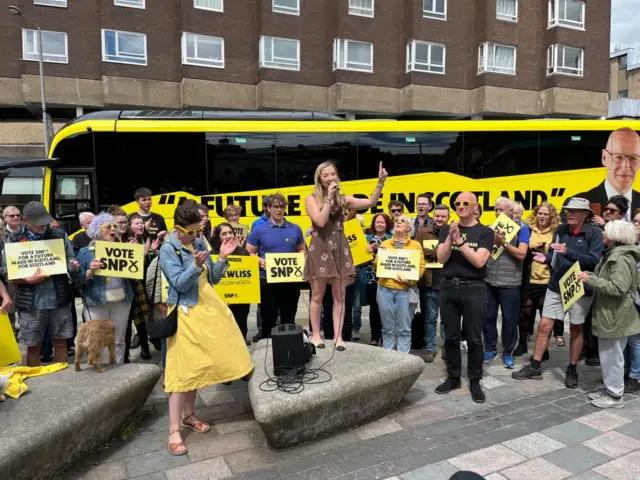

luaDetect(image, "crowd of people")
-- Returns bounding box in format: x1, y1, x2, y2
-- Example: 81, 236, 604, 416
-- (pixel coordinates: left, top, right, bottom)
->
3, 157, 640, 454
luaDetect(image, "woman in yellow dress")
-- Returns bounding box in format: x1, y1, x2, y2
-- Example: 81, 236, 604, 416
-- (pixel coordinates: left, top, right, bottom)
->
159, 200, 254, 456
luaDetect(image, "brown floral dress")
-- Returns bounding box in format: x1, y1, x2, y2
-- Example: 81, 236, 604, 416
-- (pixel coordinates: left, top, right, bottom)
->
304, 205, 356, 285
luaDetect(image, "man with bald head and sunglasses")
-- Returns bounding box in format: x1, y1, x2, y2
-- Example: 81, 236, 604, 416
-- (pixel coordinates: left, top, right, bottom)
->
435, 192, 494, 403
565, 128, 640, 221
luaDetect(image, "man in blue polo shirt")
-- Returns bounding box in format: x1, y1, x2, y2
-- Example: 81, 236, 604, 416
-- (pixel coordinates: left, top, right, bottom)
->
247, 193, 306, 339
251, 195, 271, 231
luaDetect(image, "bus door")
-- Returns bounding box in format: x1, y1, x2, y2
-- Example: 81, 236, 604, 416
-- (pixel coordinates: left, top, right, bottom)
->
50, 168, 97, 234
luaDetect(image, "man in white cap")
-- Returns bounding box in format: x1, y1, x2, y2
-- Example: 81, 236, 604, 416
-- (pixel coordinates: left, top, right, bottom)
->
513, 197, 603, 388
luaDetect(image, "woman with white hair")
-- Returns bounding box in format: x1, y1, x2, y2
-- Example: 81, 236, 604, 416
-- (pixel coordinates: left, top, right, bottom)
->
77, 212, 135, 364
374, 215, 425, 353
579, 219, 640, 408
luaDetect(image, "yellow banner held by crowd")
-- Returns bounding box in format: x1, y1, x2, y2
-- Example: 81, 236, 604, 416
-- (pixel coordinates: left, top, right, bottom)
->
344, 218, 373, 266
0, 313, 21, 368
489, 213, 521, 260
94, 241, 145, 280
559, 261, 584, 312
376, 248, 421, 281
423, 240, 443, 269
5, 239, 67, 280
265, 252, 306, 283
211, 255, 260, 304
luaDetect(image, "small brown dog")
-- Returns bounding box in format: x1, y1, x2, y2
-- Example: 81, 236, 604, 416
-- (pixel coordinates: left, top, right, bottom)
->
74, 319, 116, 373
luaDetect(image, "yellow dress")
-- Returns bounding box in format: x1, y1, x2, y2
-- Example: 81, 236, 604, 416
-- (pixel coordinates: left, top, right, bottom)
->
164, 254, 254, 393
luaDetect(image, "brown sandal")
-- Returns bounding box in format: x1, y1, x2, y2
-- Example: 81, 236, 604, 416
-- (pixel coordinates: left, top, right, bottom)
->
181, 412, 211, 433
168, 428, 187, 456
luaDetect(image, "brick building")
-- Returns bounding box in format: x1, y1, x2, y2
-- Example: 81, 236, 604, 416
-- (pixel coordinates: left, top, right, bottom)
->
609, 47, 640, 118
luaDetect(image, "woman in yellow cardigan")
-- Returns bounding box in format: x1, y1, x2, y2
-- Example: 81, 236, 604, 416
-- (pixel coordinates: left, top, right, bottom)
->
374, 215, 425, 353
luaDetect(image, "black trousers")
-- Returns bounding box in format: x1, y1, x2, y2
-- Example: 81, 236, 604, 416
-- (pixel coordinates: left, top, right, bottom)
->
365, 282, 382, 343
439, 279, 486, 381
260, 280, 300, 338
229, 303, 250, 341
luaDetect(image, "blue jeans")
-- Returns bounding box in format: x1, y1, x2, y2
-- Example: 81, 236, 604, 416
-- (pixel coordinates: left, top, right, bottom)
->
483, 285, 521, 355
377, 285, 412, 353
629, 333, 640, 380
161, 338, 166, 369
352, 286, 362, 332
420, 287, 440, 352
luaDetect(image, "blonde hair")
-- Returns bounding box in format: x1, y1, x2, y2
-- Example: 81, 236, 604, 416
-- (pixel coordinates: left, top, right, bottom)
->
395, 214, 415, 238
312, 161, 346, 213
223, 204, 242, 219
527, 202, 560, 231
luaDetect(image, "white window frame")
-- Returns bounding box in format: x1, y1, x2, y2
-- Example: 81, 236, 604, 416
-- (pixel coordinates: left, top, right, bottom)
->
34, 0, 67, 7
548, 0, 585, 30
349, 0, 374, 18
22, 28, 68, 64
406, 40, 445, 74
547, 44, 584, 77
477, 42, 516, 75
101, 29, 147, 66
333, 38, 373, 73
272, 0, 299, 15
114, 0, 145, 8
194, 0, 223, 12
181, 32, 224, 69
259, 36, 300, 71
423, 0, 447, 21
496, 0, 518, 22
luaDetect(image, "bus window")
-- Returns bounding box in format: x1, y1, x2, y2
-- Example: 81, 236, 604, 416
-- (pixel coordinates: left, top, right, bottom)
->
206, 133, 276, 194
275, 133, 357, 186
357, 132, 463, 180
51, 171, 94, 232
463, 131, 539, 179
93, 132, 207, 209
50, 132, 95, 168
538, 130, 610, 174
55, 174, 91, 200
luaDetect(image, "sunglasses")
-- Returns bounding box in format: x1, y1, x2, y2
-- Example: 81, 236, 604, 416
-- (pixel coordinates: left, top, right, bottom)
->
100, 223, 118, 230
454, 201, 476, 208
394, 218, 410, 224
177, 225, 203, 236
390, 208, 402, 213
5, 214, 20, 218
604, 207, 621, 214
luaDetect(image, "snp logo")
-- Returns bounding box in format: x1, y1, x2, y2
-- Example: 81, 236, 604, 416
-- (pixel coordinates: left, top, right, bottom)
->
224, 293, 238, 299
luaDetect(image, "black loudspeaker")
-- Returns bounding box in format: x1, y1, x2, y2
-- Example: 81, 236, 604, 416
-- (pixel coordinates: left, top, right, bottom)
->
271, 324, 308, 377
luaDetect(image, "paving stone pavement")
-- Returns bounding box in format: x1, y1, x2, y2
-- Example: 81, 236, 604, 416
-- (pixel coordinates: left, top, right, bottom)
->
50, 296, 640, 480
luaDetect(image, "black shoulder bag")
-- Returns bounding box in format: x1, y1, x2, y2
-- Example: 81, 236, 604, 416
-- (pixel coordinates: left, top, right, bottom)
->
147, 248, 181, 341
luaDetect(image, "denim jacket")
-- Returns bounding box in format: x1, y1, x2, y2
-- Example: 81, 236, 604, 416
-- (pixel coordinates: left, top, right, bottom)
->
159, 232, 228, 307
77, 242, 135, 305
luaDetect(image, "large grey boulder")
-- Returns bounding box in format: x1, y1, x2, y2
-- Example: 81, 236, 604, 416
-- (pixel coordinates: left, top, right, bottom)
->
0, 363, 161, 480
248, 341, 424, 448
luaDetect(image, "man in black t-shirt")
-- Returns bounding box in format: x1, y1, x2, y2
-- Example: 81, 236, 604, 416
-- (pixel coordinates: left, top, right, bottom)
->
130, 187, 168, 242
435, 192, 494, 404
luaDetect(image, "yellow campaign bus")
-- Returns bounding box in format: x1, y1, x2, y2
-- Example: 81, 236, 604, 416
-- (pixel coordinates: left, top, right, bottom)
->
38, 110, 640, 236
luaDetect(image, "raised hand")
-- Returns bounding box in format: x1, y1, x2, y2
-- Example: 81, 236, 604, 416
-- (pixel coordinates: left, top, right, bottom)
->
378, 161, 388, 183
219, 237, 239, 258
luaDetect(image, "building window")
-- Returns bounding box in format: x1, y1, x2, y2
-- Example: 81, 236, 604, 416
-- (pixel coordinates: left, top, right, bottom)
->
618, 90, 629, 99
34, 0, 66, 7
548, 0, 585, 29
333, 38, 373, 72
496, 0, 517, 22
547, 44, 583, 76
194, 0, 223, 12
619, 54, 628, 70
114, 0, 144, 8
478, 42, 516, 75
272, 0, 299, 15
406, 40, 445, 74
182, 33, 224, 68
102, 29, 147, 65
349, 0, 374, 17
259, 36, 300, 70
22, 29, 68, 63
423, 0, 446, 20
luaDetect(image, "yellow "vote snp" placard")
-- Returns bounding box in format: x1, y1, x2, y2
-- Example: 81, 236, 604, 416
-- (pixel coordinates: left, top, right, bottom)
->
230, 223, 249, 244
265, 252, 306, 283
422, 239, 443, 269
490, 213, 521, 260
211, 255, 260, 304
559, 261, 584, 312
5, 239, 68, 280
94, 241, 145, 280
376, 248, 421, 281
344, 218, 373, 266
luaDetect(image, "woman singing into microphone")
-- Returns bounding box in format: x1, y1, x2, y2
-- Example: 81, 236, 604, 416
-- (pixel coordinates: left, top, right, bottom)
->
304, 161, 388, 351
